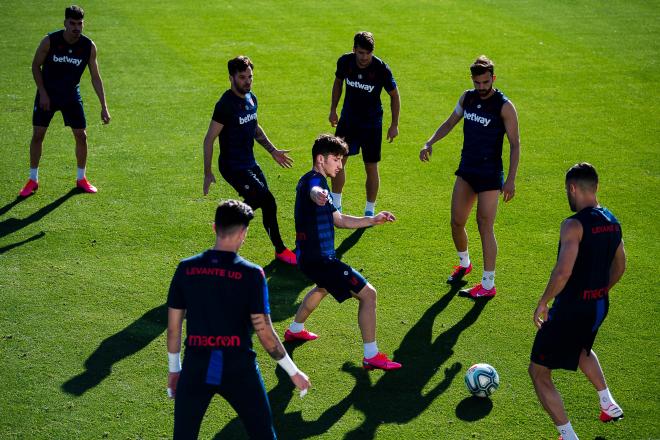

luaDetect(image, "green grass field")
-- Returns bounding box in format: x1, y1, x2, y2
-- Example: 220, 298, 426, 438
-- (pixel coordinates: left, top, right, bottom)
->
1, 1, 659, 438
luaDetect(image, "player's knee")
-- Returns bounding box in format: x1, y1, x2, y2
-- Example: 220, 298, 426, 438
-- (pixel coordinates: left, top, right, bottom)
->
450, 216, 465, 230
31, 129, 46, 143
528, 362, 550, 384
73, 129, 87, 143
358, 285, 377, 305
476, 214, 494, 231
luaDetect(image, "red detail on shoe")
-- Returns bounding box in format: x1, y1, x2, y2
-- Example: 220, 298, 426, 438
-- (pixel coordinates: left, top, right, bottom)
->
468, 283, 497, 298
284, 329, 318, 342
19, 179, 39, 197
76, 178, 98, 193
362, 352, 402, 371
276, 248, 297, 265
448, 263, 472, 282
599, 404, 624, 422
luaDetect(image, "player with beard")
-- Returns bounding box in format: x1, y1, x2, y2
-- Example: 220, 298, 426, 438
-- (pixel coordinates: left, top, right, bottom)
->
420, 55, 520, 298
203, 56, 297, 265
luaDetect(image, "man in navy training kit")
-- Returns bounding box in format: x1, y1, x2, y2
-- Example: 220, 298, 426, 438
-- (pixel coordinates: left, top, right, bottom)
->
167, 200, 310, 439
329, 31, 400, 216
284, 134, 401, 371
420, 55, 520, 298
529, 163, 626, 440
19, 5, 111, 197
203, 55, 298, 265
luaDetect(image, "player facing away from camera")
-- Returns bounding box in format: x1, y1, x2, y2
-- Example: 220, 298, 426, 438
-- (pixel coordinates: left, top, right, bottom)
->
284, 134, 401, 371
167, 200, 310, 439
420, 55, 520, 298
203, 55, 298, 265
329, 31, 400, 216
19, 5, 111, 197
529, 163, 626, 440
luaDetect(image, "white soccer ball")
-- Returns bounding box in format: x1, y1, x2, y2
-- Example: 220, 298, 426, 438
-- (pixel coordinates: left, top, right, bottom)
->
464, 363, 499, 397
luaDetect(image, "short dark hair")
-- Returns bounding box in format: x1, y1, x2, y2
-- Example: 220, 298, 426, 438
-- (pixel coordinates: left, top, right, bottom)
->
215, 200, 254, 237
353, 31, 375, 52
566, 162, 598, 192
227, 56, 253, 76
312, 134, 349, 161
65, 5, 84, 20
470, 55, 494, 76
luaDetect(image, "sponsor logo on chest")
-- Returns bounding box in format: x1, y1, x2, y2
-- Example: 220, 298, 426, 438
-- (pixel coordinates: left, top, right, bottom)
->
239, 112, 257, 125
464, 111, 491, 127
346, 78, 374, 93
52, 53, 83, 66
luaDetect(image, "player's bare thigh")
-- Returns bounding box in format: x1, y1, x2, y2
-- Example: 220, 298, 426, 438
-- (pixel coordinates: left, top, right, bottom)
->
451, 176, 477, 226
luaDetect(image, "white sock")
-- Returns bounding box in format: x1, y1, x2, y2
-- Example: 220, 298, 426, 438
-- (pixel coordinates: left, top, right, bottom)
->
77, 167, 86, 180
365, 201, 375, 214
289, 321, 304, 333
598, 388, 616, 409
363, 341, 378, 359
482, 271, 495, 290
29, 168, 39, 181
556, 422, 578, 440
458, 250, 470, 268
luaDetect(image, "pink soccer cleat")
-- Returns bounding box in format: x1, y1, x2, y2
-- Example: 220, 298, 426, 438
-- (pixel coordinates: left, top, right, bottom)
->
447, 263, 472, 283
19, 179, 39, 197
276, 248, 297, 265
468, 283, 496, 298
362, 352, 402, 371
284, 329, 318, 342
76, 178, 98, 193
599, 403, 624, 422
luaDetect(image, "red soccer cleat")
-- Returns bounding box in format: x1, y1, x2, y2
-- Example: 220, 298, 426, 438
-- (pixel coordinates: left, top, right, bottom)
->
599, 403, 624, 422
468, 283, 496, 298
362, 352, 402, 371
447, 263, 472, 283
76, 178, 98, 193
284, 329, 318, 342
276, 248, 297, 265
19, 179, 39, 197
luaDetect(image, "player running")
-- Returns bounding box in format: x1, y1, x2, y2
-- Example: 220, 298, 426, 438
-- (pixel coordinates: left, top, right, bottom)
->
529, 163, 626, 440
19, 5, 111, 197
329, 31, 400, 216
284, 134, 401, 371
203, 56, 297, 265
167, 200, 310, 439
420, 55, 520, 298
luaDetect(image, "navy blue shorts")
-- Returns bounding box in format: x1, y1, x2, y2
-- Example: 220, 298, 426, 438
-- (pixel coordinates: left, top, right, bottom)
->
335, 120, 382, 163
32, 94, 86, 129
455, 170, 503, 193
220, 164, 271, 204
299, 257, 367, 303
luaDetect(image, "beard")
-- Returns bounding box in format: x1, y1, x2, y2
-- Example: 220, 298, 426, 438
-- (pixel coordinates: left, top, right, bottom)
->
478, 86, 492, 96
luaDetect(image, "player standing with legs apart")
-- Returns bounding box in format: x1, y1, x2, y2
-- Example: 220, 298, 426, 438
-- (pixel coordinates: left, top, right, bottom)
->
420, 55, 520, 298
167, 200, 310, 439
284, 134, 401, 371
203, 56, 297, 265
329, 31, 400, 216
19, 5, 111, 197
529, 163, 626, 440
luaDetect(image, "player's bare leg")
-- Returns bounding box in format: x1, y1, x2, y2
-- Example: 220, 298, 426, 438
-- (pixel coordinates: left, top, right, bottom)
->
476, 190, 499, 272
450, 177, 477, 253
285, 286, 327, 342
72, 128, 88, 169
578, 349, 623, 422
30, 126, 48, 168
529, 362, 569, 426
352, 283, 377, 343
330, 156, 349, 211
364, 162, 379, 213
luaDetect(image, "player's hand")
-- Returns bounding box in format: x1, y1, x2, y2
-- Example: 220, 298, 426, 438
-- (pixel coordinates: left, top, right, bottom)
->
39, 92, 51, 111
372, 211, 396, 225
387, 125, 399, 143
271, 149, 293, 168
167, 371, 180, 399
291, 370, 311, 396
533, 301, 548, 329
203, 172, 216, 195
419, 144, 432, 162
310, 187, 329, 206
329, 110, 338, 128
101, 107, 111, 124
501, 179, 515, 202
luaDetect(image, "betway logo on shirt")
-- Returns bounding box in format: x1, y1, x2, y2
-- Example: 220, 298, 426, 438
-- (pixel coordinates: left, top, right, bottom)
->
346, 79, 375, 93
464, 111, 491, 127
52, 54, 83, 66
239, 112, 257, 125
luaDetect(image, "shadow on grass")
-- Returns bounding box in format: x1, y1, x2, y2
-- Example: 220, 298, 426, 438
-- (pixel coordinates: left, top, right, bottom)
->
455, 395, 493, 421
0, 196, 27, 217
0, 231, 46, 254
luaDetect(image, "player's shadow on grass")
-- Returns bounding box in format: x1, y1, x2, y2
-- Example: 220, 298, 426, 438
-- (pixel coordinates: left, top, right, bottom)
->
0, 196, 27, 217
0, 231, 45, 255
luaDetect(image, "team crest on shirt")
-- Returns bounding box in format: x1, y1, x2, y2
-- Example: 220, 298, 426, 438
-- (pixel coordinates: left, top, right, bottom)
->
246, 94, 254, 107
68, 49, 72, 54
358, 74, 362, 79
477, 104, 482, 109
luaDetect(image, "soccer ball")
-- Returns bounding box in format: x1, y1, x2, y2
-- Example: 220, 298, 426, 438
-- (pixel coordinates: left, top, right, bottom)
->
464, 363, 499, 397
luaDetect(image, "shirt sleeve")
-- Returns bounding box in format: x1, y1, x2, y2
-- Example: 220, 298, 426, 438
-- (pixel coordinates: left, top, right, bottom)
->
335, 56, 346, 80
167, 264, 186, 310
382, 63, 397, 92
247, 267, 270, 315
211, 99, 231, 125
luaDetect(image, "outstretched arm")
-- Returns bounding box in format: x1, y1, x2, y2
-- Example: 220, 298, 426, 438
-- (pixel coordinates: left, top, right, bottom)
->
501, 101, 520, 202
88, 42, 111, 124
420, 92, 465, 161
332, 210, 396, 229
255, 124, 293, 168
202, 120, 223, 195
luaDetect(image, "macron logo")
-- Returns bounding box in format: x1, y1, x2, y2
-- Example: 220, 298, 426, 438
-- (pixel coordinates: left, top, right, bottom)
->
52, 54, 82, 67
239, 112, 257, 125
464, 111, 491, 127
346, 79, 374, 93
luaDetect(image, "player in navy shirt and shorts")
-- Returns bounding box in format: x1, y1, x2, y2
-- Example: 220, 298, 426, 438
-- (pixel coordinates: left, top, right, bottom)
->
529, 163, 626, 440
202, 56, 298, 265
420, 55, 520, 298
329, 31, 400, 217
283, 134, 401, 371
19, 5, 111, 197
167, 200, 310, 439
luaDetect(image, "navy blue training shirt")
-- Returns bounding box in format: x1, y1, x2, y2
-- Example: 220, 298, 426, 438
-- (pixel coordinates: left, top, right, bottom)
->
295, 170, 337, 262
41, 30, 92, 103
212, 90, 259, 169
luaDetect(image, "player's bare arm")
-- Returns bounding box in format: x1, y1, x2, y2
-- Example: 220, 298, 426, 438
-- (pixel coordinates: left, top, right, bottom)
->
387, 88, 400, 142
88, 42, 111, 124
333, 210, 395, 229
533, 219, 582, 328
607, 241, 626, 290
420, 92, 466, 162
32, 36, 51, 111
329, 77, 343, 127
166, 307, 185, 399
501, 101, 520, 202
255, 124, 293, 168
202, 120, 223, 195
310, 186, 329, 206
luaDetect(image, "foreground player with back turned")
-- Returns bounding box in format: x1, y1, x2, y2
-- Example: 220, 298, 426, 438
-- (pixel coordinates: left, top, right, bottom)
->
203, 56, 297, 265
529, 163, 626, 440
420, 55, 519, 298
284, 134, 401, 371
167, 200, 310, 439
19, 5, 111, 197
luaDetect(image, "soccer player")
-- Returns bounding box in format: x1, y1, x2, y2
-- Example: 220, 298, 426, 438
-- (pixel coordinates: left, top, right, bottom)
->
328, 31, 400, 216
19, 5, 111, 197
529, 163, 626, 440
203, 55, 298, 265
420, 55, 520, 298
167, 200, 310, 439
284, 134, 401, 371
